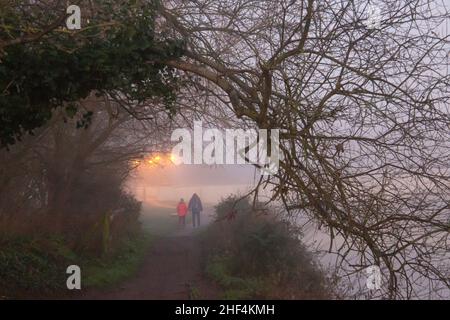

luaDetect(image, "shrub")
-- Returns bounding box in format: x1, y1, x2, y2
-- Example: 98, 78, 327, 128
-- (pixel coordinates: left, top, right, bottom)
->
201, 195, 331, 299
0, 235, 76, 298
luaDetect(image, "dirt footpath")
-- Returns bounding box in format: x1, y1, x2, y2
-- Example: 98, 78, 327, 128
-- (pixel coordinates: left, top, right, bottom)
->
81, 217, 220, 300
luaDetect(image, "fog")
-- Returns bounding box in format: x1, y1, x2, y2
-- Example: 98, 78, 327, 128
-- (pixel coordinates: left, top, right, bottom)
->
127, 163, 261, 209
127, 162, 450, 299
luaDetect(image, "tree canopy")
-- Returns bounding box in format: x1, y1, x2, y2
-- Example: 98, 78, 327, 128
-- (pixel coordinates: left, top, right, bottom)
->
0, 0, 184, 146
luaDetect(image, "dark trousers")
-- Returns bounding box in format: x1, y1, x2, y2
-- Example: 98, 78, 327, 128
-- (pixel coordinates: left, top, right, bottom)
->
192, 211, 200, 228
179, 216, 186, 227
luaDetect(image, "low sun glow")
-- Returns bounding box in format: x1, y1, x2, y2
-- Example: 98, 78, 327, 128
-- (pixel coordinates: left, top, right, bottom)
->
132, 153, 176, 168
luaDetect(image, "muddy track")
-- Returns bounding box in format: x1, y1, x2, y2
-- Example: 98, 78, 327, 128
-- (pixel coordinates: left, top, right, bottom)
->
81, 225, 220, 300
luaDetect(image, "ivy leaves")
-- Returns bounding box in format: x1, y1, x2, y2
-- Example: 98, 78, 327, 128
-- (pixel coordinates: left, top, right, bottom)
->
0, 0, 184, 147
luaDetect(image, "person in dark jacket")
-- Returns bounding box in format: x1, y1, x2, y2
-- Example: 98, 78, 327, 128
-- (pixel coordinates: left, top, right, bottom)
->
188, 193, 203, 228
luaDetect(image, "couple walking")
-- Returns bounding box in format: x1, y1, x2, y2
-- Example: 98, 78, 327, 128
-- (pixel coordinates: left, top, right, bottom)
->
176, 193, 203, 228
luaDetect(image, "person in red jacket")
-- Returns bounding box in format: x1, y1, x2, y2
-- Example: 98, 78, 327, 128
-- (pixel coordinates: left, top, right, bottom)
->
176, 198, 188, 227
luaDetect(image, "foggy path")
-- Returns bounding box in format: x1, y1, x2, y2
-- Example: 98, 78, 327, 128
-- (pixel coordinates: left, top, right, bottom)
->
81, 211, 220, 300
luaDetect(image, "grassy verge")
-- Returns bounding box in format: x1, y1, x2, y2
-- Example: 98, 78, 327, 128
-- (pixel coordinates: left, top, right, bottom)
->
200, 195, 331, 300
83, 204, 178, 289
0, 204, 178, 298
82, 232, 150, 288
205, 255, 266, 300
0, 232, 151, 298
0, 235, 77, 298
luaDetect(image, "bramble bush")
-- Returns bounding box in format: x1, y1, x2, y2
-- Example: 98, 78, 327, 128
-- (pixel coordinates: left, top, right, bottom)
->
201, 195, 331, 299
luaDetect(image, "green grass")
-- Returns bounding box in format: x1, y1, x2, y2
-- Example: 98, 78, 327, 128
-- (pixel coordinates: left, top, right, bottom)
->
82, 233, 150, 288
0, 204, 180, 297
83, 204, 179, 289
200, 196, 331, 300
205, 255, 265, 300
0, 235, 76, 297
0, 234, 149, 297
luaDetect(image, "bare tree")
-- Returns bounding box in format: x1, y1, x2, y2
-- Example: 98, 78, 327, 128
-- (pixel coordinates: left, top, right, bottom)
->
0, 93, 175, 225
159, 0, 450, 299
